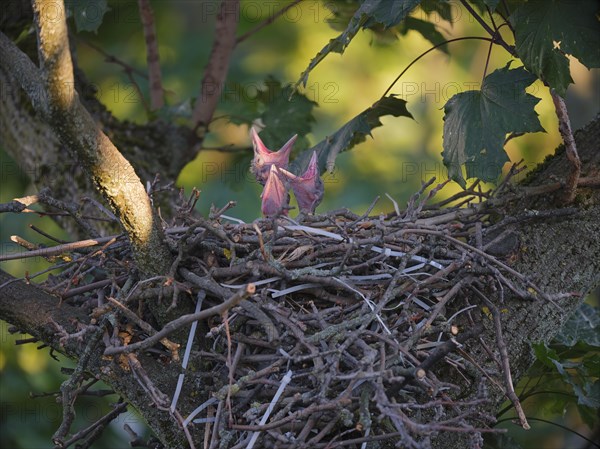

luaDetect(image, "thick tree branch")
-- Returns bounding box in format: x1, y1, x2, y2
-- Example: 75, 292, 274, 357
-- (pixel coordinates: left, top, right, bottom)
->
192, 0, 240, 130
11, 0, 173, 276
0, 269, 191, 449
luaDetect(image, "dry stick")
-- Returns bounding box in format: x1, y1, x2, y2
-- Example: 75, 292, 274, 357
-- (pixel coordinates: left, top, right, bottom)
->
404, 228, 561, 307
37, 189, 100, 238
422, 278, 468, 329
192, 0, 240, 130
472, 287, 530, 430
59, 402, 128, 448
52, 327, 103, 446
105, 296, 180, 358
29, 224, 69, 244
104, 283, 255, 356
127, 353, 170, 409
0, 194, 39, 213
550, 89, 581, 204
0, 235, 121, 262
137, 0, 164, 109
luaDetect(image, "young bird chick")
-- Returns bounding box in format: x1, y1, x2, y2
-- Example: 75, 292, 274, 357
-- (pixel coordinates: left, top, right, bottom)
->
261, 165, 290, 217
279, 151, 324, 215
250, 128, 297, 185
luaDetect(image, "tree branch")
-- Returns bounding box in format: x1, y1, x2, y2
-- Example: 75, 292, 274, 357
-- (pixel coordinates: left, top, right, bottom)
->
14, 0, 173, 276
192, 0, 240, 130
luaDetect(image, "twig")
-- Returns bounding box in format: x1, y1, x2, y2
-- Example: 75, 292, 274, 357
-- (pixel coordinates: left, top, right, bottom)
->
104, 283, 255, 355
0, 235, 120, 262
137, 0, 164, 109
52, 327, 103, 446
458, 0, 515, 55
550, 89, 581, 204
0, 194, 39, 213
192, 0, 240, 129
472, 287, 530, 429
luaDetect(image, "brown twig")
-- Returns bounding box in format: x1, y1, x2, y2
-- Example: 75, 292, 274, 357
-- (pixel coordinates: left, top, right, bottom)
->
550, 89, 581, 204
472, 287, 530, 429
192, 0, 240, 130
104, 283, 255, 356
137, 0, 164, 110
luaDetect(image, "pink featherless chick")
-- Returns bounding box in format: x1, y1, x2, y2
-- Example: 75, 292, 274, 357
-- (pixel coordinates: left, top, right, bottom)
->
261, 165, 290, 217
280, 151, 323, 215
250, 128, 297, 186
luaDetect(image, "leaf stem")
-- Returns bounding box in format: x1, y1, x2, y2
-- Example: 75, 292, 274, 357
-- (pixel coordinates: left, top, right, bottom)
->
380, 36, 493, 100
459, 0, 515, 55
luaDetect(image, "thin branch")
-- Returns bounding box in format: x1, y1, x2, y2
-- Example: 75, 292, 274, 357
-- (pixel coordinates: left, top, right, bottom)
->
236, 0, 304, 45
137, 0, 164, 110
473, 287, 530, 429
458, 0, 515, 55
381, 37, 494, 99
550, 89, 581, 204
104, 283, 255, 356
192, 0, 240, 130
0, 235, 120, 262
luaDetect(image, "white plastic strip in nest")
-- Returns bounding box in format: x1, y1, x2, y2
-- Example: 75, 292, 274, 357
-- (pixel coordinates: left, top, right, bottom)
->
219, 214, 246, 224
283, 224, 443, 270
269, 283, 321, 298
221, 276, 281, 289
183, 397, 218, 428
246, 370, 293, 449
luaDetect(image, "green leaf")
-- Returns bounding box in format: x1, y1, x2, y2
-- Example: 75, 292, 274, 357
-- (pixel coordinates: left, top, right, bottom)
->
257, 78, 316, 154
219, 82, 260, 125
420, 0, 454, 22
296, 0, 421, 88
290, 95, 413, 175
220, 77, 316, 153
511, 0, 600, 96
533, 342, 560, 369
554, 303, 600, 348
442, 63, 544, 187
324, 0, 362, 32
66, 0, 109, 33
534, 342, 600, 410
578, 401, 600, 429
397, 17, 449, 54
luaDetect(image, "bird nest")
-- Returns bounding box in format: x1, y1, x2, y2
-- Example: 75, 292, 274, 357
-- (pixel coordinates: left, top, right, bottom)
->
24, 178, 561, 449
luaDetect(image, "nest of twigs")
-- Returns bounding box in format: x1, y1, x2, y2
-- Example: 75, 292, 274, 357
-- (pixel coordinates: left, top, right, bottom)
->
34, 178, 562, 449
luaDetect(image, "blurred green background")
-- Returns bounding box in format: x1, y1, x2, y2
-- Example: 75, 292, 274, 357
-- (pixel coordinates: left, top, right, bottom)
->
1, 1, 598, 447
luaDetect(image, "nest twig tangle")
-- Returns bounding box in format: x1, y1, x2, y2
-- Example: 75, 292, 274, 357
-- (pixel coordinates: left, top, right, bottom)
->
3, 174, 575, 449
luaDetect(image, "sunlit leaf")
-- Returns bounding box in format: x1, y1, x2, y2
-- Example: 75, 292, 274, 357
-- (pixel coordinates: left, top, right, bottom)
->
511, 0, 600, 96
442, 63, 544, 187
296, 0, 421, 88
290, 95, 412, 175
